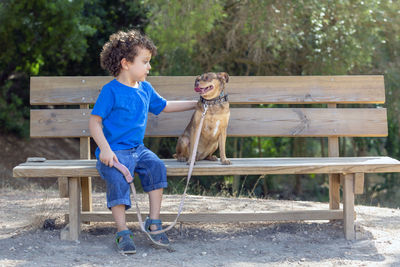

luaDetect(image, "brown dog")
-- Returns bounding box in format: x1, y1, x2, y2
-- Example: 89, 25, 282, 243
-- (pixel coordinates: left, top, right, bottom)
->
175, 72, 231, 165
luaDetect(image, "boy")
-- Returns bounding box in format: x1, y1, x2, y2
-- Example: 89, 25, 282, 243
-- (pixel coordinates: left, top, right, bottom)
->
89, 29, 196, 254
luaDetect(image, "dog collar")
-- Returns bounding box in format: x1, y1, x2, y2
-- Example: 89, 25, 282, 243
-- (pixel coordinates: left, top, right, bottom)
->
200, 94, 228, 105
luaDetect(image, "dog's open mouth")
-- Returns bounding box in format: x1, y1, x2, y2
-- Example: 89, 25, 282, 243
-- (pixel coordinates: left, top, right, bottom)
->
194, 85, 214, 94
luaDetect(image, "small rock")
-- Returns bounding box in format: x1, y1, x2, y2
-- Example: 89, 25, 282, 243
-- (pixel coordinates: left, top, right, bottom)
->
300, 258, 306, 262
43, 218, 56, 230
201, 251, 207, 256
9, 247, 15, 251
142, 253, 147, 257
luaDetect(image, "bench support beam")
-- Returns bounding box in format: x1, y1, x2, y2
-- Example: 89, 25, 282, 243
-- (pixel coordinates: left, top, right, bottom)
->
329, 174, 341, 209
70, 210, 344, 223
62, 177, 81, 241
80, 123, 92, 214
327, 117, 341, 211
58, 177, 68, 198
354, 173, 364, 194
342, 173, 355, 240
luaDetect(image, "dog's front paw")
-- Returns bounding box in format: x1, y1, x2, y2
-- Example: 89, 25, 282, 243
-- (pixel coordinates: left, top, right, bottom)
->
186, 160, 196, 165
221, 159, 231, 165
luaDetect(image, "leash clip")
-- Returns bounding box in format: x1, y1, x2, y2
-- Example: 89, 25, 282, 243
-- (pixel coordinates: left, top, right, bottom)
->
202, 103, 208, 117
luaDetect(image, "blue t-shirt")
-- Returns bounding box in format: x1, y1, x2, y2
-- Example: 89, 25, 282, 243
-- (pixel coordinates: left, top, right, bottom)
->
92, 79, 167, 159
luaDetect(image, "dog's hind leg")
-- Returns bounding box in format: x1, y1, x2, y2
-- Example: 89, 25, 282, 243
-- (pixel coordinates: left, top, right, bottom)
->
206, 155, 218, 161
205, 142, 218, 161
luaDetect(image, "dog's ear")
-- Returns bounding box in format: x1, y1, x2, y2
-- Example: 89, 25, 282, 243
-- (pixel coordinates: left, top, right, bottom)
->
217, 72, 229, 83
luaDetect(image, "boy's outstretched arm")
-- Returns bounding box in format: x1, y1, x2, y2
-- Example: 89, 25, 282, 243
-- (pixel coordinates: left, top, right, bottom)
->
163, 100, 197, 113
89, 114, 119, 167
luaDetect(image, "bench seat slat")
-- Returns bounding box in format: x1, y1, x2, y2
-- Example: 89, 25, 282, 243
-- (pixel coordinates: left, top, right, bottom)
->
13, 157, 400, 178
30, 108, 388, 138
30, 75, 385, 105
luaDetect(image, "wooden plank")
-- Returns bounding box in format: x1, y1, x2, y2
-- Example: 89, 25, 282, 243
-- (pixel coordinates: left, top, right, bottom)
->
342, 174, 355, 240
328, 103, 341, 211
13, 157, 400, 178
76, 210, 343, 222
79, 110, 92, 214
64, 177, 81, 241
30, 76, 385, 105
354, 173, 364, 194
57, 177, 68, 198
30, 108, 388, 138
329, 174, 340, 209
80, 177, 92, 211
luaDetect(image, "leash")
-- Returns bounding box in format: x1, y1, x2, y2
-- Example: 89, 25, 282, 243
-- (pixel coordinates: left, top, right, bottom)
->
113, 103, 209, 235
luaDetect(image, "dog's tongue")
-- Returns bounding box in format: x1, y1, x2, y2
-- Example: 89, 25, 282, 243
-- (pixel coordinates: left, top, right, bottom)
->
194, 85, 213, 94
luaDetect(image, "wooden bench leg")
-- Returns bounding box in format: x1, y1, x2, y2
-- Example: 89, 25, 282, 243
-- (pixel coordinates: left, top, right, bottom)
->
65, 177, 81, 241
80, 136, 93, 219
58, 177, 69, 198
342, 173, 355, 240
329, 173, 340, 210
354, 173, 364, 194
81, 177, 92, 211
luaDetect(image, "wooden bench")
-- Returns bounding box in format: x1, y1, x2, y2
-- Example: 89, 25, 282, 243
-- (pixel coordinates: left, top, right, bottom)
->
13, 75, 400, 241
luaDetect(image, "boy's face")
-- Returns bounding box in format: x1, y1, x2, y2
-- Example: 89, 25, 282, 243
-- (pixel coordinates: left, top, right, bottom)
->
126, 48, 152, 82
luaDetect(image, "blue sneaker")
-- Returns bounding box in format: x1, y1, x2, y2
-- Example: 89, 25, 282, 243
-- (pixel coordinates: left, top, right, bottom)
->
115, 230, 136, 254
144, 217, 170, 247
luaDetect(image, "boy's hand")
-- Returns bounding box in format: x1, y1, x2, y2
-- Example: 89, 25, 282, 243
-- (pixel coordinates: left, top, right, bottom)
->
99, 149, 119, 167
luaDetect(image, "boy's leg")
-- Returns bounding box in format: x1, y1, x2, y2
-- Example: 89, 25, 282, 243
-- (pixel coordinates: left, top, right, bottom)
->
148, 188, 163, 231
96, 151, 137, 251
135, 145, 169, 246
112, 204, 128, 232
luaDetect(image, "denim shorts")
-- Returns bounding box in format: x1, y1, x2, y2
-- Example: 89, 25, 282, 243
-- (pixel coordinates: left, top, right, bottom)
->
96, 144, 167, 210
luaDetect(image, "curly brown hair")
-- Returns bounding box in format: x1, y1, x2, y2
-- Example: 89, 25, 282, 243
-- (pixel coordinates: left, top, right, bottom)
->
100, 29, 157, 77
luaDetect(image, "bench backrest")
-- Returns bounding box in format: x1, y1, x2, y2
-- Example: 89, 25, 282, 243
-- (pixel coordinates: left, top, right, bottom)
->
30, 76, 387, 139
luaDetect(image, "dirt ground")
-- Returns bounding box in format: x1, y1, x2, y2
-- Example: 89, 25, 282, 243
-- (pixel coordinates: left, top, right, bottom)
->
1, 134, 400, 266
0, 189, 400, 267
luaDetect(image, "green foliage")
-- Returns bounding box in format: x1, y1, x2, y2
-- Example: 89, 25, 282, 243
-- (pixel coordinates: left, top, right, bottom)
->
146, 0, 398, 76
144, 0, 400, 206
144, 0, 225, 75
0, 0, 96, 136
65, 0, 150, 75
3, 0, 400, 206
0, 0, 149, 137
0, 79, 29, 137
